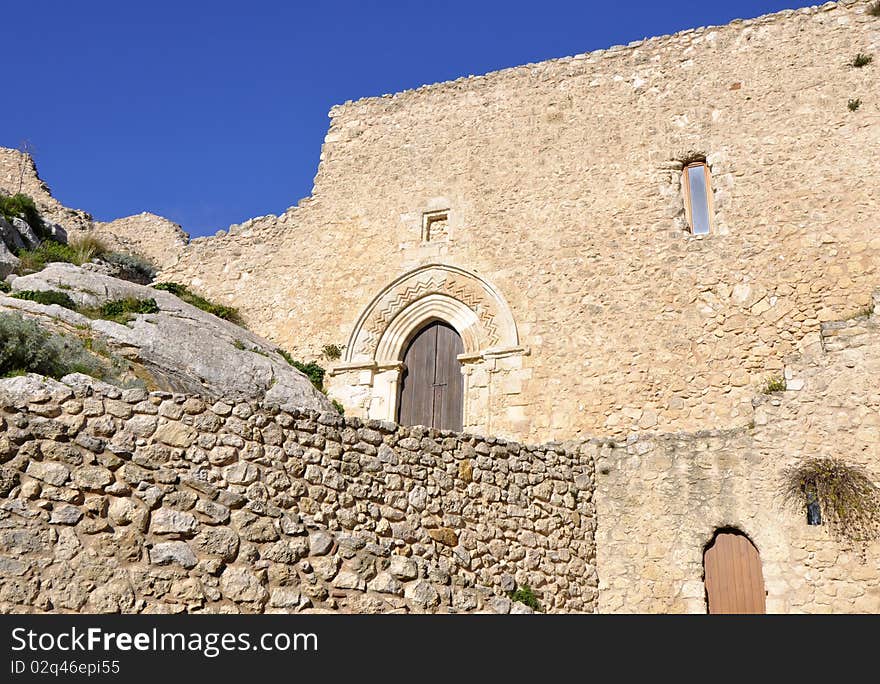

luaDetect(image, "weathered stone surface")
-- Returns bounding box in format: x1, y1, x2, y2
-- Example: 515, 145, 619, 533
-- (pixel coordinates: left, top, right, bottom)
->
49, 503, 82, 525
72, 466, 113, 490
192, 527, 239, 562
3, 263, 335, 413
367, 572, 403, 595
151, 508, 198, 536
404, 580, 439, 609
220, 567, 268, 604
153, 422, 197, 448
150, 541, 198, 569
389, 555, 418, 581
308, 530, 334, 556
26, 460, 70, 486
0, 237, 19, 278
427, 527, 458, 547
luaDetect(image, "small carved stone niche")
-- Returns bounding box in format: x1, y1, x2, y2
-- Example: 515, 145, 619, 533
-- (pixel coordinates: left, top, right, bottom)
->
421, 210, 449, 243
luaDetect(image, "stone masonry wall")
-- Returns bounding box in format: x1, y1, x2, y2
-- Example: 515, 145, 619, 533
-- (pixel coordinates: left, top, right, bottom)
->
0, 378, 596, 614
594, 297, 880, 613
161, 1, 880, 443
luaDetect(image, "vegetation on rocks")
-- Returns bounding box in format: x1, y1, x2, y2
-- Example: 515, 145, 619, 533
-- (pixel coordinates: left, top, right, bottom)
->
11, 289, 78, 310
850, 52, 873, 68
14, 235, 157, 284
0, 193, 45, 239
782, 458, 880, 545
0, 312, 102, 379
153, 282, 242, 324
762, 374, 786, 393
321, 344, 344, 360
509, 584, 541, 611
80, 297, 160, 324
276, 348, 326, 391
7, 286, 159, 324
15, 240, 80, 273
101, 250, 157, 283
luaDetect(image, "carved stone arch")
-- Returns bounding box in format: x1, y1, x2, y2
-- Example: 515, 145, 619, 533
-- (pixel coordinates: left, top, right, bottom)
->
329, 264, 528, 434
344, 263, 520, 364
375, 294, 482, 362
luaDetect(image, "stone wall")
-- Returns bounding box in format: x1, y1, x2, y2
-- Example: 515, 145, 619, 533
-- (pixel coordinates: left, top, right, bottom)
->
0, 378, 596, 614
91, 213, 189, 271
594, 298, 880, 613
159, 0, 880, 443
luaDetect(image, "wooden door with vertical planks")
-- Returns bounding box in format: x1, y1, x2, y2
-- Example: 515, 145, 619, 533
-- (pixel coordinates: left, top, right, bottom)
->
397, 322, 463, 431
704, 531, 766, 614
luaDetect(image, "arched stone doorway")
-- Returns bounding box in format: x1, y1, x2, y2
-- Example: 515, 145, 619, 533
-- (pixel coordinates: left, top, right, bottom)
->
397, 321, 464, 430
326, 264, 528, 436
703, 529, 766, 614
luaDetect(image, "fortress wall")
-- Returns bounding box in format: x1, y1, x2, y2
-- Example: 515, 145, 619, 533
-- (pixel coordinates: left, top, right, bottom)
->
161, 0, 880, 442
0, 381, 596, 614
595, 300, 880, 614
1, 298, 877, 615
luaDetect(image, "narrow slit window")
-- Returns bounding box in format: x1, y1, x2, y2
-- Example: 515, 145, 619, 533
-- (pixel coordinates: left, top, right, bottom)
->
805, 484, 822, 526
683, 162, 713, 235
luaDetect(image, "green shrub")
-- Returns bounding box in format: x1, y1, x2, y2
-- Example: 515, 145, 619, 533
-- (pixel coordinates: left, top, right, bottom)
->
0, 280, 10, 293
153, 282, 242, 324
321, 344, 344, 360
292, 360, 325, 392
276, 347, 295, 366
851, 52, 873, 68
275, 348, 326, 391
762, 375, 786, 394
11, 289, 78, 310
102, 251, 157, 283
233, 339, 246, 350
91, 297, 160, 324
331, 399, 345, 415
509, 584, 541, 611
15, 240, 79, 273
848, 98, 862, 112
0, 193, 46, 239
0, 312, 102, 379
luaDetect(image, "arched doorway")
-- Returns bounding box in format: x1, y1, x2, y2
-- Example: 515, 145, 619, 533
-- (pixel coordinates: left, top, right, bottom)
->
703, 530, 766, 614
397, 321, 463, 431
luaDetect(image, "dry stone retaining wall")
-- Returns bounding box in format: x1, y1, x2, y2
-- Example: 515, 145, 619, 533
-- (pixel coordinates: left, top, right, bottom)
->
0, 378, 596, 614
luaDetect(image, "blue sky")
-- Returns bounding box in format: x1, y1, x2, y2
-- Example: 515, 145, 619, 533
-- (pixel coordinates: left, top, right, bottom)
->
2, 1, 811, 237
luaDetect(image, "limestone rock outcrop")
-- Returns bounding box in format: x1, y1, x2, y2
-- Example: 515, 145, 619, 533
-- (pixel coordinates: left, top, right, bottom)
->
0, 147, 187, 271
1, 263, 333, 412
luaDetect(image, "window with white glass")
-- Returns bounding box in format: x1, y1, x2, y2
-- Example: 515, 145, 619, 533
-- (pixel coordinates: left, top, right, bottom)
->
682, 162, 713, 235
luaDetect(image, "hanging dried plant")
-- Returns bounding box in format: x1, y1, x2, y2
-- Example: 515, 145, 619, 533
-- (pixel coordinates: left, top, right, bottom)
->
782, 458, 880, 545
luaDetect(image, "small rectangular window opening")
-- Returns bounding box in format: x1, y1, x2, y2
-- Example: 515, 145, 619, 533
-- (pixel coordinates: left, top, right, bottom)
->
805, 484, 822, 526
683, 162, 713, 235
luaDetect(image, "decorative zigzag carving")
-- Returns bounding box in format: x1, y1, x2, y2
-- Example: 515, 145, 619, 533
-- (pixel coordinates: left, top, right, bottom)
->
356, 270, 501, 356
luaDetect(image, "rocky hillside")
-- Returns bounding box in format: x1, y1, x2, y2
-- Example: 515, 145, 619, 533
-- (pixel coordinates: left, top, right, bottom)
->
0, 147, 187, 272
0, 184, 334, 414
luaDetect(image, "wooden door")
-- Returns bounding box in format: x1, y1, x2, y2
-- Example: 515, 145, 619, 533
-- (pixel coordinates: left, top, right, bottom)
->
397, 321, 463, 431
703, 531, 766, 614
